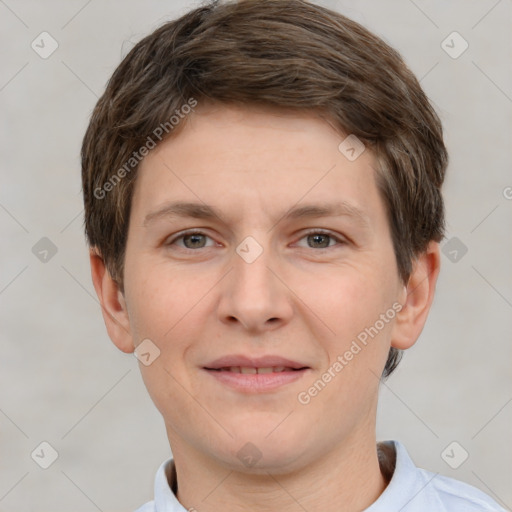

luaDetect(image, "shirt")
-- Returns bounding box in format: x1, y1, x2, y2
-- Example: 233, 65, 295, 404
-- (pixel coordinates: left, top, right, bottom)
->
134, 440, 506, 511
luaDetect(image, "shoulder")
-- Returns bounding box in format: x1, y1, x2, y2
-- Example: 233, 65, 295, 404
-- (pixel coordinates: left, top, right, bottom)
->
371, 441, 506, 512
418, 468, 506, 511
133, 500, 155, 512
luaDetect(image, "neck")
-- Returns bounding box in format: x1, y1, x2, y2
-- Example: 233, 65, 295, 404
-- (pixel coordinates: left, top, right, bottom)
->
169, 426, 388, 512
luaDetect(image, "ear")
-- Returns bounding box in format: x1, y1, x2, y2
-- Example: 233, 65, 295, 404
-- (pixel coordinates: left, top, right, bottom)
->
391, 241, 441, 350
89, 249, 134, 354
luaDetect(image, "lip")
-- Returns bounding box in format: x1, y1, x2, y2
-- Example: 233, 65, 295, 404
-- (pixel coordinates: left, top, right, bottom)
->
204, 368, 309, 393
204, 354, 309, 370
203, 354, 311, 393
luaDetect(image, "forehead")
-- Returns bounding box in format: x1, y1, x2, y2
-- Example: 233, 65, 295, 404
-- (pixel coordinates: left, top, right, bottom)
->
131, 103, 386, 227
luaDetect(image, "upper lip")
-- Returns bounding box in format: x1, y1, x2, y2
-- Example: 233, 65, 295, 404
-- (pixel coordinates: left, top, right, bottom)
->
204, 355, 309, 370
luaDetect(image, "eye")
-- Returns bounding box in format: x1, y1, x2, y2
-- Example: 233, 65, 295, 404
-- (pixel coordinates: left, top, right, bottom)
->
167, 230, 216, 250
295, 230, 345, 249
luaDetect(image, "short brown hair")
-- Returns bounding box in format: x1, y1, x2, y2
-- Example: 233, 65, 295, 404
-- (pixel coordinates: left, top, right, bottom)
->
81, 0, 448, 378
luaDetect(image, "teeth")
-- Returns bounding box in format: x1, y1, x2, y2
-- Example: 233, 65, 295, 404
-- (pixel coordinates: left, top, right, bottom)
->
219, 366, 296, 374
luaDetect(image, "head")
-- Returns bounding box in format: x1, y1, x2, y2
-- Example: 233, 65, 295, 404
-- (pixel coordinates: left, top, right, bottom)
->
83, 0, 447, 472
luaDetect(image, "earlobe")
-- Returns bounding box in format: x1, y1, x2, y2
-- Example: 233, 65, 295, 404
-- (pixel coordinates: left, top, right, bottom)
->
391, 241, 441, 350
89, 249, 134, 354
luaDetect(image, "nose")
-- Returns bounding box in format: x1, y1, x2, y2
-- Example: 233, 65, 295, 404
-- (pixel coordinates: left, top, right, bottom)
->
216, 241, 294, 334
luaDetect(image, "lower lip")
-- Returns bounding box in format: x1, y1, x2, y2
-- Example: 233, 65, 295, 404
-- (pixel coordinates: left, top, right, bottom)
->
203, 368, 309, 393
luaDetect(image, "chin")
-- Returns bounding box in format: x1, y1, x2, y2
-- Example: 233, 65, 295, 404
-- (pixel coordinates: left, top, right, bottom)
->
212, 429, 308, 474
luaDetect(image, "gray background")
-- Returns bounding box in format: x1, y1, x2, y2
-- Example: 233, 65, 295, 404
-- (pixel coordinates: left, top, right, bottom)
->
1, 0, 511, 510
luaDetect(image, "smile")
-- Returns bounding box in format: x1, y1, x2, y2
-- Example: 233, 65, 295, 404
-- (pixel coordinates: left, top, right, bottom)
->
211, 366, 301, 374
203, 366, 310, 393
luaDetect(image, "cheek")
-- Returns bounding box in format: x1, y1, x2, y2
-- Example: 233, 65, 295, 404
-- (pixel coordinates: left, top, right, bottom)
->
305, 260, 398, 367
125, 270, 205, 417
312, 262, 394, 325
125, 258, 203, 340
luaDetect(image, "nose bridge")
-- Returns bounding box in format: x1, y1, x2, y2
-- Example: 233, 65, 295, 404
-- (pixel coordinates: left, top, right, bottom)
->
217, 235, 292, 330
234, 243, 273, 296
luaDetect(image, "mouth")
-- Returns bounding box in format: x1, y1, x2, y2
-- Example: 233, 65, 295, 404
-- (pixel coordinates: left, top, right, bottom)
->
203, 355, 311, 393
206, 366, 307, 374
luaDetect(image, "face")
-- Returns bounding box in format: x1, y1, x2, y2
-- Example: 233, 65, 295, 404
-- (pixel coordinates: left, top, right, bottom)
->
120, 103, 407, 473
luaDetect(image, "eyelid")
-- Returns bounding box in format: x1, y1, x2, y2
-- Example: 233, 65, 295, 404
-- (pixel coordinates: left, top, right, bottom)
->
294, 228, 347, 248
165, 229, 218, 248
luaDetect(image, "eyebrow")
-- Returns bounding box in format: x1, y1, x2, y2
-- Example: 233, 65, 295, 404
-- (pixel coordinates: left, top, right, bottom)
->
143, 200, 370, 229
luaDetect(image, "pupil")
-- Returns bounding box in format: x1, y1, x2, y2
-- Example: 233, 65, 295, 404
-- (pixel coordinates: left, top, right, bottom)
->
309, 234, 329, 248
184, 234, 205, 248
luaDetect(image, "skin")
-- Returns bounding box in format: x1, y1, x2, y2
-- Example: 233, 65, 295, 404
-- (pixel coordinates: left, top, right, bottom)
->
91, 103, 440, 512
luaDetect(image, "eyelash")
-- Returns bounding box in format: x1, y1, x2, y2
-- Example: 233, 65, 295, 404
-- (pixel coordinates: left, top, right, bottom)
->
166, 229, 346, 251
